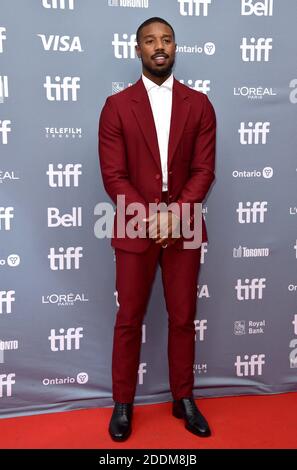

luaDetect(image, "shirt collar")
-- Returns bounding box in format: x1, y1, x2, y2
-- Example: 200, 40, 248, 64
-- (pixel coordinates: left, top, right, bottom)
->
142, 73, 174, 93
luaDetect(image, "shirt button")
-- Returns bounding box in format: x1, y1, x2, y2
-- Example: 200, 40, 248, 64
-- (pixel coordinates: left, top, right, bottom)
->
155, 173, 161, 180
169, 171, 173, 175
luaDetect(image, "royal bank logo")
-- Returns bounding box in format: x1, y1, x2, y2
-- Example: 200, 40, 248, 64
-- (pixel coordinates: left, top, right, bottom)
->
0, 27, 6, 53
241, 0, 273, 16
176, 42, 215, 55
234, 86, 277, 100
240, 37, 273, 62
111, 82, 133, 94
45, 127, 82, 139
44, 76, 80, 101
108, 0, 149, 7
42, 292, 89, 306
233, 245, 270, 258
178, 0, 212, 16
289, 79, 297, 104
0, 170, 19, 184
232, 167, 273, 179
179, 79, 210, 94
0, 76, 8, 103
234, 320, 266, 335
42, 0, 75, 9
234, 320, 246, 335
38, 34, 83, 52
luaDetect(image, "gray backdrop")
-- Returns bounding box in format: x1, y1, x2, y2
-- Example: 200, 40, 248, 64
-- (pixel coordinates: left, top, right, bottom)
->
0, 0, 297, 419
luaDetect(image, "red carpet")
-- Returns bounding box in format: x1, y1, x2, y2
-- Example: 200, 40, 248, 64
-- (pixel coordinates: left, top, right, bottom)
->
0, 393, 296, 449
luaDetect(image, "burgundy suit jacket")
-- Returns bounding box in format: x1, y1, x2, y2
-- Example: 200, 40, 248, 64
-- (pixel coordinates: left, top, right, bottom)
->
98, 76, 216, 253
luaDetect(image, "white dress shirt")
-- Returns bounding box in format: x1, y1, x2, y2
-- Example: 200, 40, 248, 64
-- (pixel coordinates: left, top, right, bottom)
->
142, 73, 173, 191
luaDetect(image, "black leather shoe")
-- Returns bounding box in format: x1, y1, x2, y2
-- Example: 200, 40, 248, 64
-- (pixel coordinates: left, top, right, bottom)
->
172, 397, 211, 437
108, 402, 133, 442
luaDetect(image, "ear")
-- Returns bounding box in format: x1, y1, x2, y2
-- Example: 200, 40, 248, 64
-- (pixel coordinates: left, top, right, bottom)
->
135, 44, 141, 59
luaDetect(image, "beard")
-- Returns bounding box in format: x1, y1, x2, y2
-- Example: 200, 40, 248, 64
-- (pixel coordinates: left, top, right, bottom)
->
141, 56, 175, 78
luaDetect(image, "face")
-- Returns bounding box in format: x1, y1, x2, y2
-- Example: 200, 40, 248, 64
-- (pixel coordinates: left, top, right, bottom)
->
136, 22, 176, 79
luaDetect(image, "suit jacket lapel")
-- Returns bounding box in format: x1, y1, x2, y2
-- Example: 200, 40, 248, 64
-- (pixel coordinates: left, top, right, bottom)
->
131, 76, 191, 171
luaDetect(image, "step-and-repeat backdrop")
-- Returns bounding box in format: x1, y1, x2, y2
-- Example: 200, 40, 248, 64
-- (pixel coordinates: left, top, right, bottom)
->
1, 0, 296, 418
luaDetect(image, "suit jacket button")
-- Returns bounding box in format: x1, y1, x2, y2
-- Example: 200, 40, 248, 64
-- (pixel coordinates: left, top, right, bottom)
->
155, 173, 161, 180
169, 171, 173, 175
169, 195, 173, 199
154, 198, 159, 203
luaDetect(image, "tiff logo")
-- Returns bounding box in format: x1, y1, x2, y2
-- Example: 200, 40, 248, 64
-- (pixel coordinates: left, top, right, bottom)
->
0, 76, 9, 102
37, 34, 82, 52
48, 247, 83, 270
235, 278, 266, 300
235, 354, 265, 376
178, 0, 212, 16
47, 163, 82, 187
0, 373, 15, 397
238, 122, 270, 144
138, 363, 147, 385
48, 207, 82, 227
0, 207, 14, 230
292, 314, 297, 335
289, 78, 297, 104
241, 0, 273, 16
48, 327, 83, 351
237, 201, 268, 223
0, 27, 6, 53
194, 319, 207, 341
0, 120, 11, 144
240, 37, 273, 62
44, 76, 80, 101
0, 290, 15, 314
42, 0, 75, 9
179, 79, 210, 94
112, 33, 137, 59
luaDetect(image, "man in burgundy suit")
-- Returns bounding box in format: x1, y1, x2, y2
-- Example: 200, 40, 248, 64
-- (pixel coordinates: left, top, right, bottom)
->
98, 17, 216, 442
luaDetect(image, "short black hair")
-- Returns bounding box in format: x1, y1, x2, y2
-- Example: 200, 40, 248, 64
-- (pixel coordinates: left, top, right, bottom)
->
136, 17, 175, 45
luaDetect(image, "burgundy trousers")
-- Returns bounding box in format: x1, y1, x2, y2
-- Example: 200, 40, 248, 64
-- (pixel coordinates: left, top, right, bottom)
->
112, 191, 202, 403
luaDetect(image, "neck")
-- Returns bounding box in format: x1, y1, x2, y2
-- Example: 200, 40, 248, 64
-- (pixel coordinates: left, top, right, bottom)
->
142, 69, 172, 86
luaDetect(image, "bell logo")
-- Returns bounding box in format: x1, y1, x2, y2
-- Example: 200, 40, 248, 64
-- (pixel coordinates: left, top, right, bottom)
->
241, 0, 273, 16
